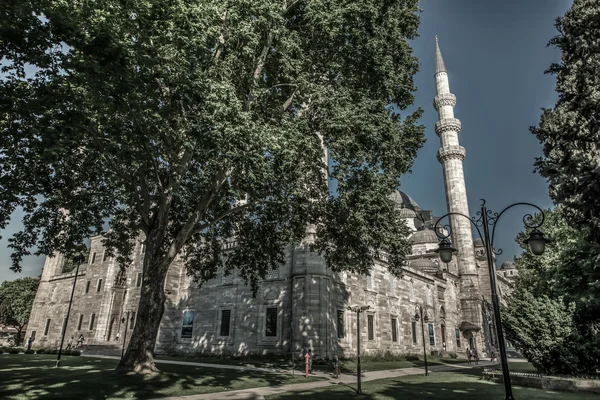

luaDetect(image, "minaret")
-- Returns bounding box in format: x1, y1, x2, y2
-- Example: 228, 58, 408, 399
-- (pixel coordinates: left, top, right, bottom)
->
433, 37, 482, 332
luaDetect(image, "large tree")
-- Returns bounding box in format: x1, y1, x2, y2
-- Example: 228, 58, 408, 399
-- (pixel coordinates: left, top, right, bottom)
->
530, 0, 600, 243
0, 277, 40, 345
503, 207, 600, 374
0, 1, 424, 373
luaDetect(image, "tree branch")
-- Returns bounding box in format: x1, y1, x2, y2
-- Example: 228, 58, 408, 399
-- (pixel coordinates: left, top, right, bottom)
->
244, 31, 274, 111
281, 88, 298, 113
196, 202, 254, 233
164, 166, 231, 262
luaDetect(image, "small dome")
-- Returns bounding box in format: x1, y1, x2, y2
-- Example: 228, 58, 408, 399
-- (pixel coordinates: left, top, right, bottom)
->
389, 191, 421, 211
501, 260, 516, 270
473, 238, 484, 247
410, 258, 439, 274
409, 228, 440, 244
398, 207, 418, 219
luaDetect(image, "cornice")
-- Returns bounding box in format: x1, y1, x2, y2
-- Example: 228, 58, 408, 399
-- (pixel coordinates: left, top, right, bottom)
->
434, 118, 461, 136
436, 146, 466, 163
433, 93, 456, 110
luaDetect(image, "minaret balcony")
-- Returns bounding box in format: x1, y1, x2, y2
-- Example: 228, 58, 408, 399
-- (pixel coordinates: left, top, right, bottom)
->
433, 93, 456, 110
434, 118, 461, 136
437, 146, 466, 163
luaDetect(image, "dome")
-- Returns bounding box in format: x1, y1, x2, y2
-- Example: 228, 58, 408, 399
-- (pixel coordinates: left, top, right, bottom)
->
500, 260, 516, 270
398, 207, 418, 219
389, 191, 420, 211
473, 238, 484, 247
410, 258, 439, 274
409, 228, 440, 244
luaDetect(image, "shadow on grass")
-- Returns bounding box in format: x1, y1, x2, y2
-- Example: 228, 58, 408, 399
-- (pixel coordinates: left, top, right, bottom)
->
266, 370, 599, 400
0, 354, 318, 400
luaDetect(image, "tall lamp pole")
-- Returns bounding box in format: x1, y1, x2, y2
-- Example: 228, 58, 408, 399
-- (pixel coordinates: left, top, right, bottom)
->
347, 305, 370, 394
56, 245, 87, 368
414, 305, 429, 376
434, 199, 550, 400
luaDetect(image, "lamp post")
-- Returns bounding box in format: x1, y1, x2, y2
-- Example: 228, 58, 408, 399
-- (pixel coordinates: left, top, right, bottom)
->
347, 305, 370, 394
414, 305, 429, 376
434, 199, 550, 400
121, 311, 134, 359
56, 245, 87, 368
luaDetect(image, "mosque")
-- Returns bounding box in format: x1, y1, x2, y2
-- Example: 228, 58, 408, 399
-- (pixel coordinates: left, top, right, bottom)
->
25, 39, 517, 359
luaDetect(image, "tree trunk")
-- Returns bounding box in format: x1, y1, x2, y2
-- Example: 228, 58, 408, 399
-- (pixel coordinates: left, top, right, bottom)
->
116, 239, 171, 374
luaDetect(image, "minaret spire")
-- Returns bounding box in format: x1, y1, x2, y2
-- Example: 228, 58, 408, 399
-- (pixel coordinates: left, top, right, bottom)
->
433, 37, 482, 342
435, 36, 447, 75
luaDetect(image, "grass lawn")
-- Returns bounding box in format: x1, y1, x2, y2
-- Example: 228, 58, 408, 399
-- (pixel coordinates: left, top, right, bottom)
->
265, 370, 599, 400
0, 354, 323, 400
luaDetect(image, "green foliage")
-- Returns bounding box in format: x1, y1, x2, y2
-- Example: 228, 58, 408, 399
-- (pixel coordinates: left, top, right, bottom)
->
35, 348, 45, 354
507, 207, 600, 375
0, 277, 40, 337
530, 0, 600, 243
7, 348, 20, 354
69, 350, 81, 356
23, 350, 34, 354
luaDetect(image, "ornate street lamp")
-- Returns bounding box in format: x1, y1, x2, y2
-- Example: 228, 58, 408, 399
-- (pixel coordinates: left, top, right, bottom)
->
434, 199, 551, 400
347, 305, 370, 394
414, 305, 430, 376
56, 244, 87, 368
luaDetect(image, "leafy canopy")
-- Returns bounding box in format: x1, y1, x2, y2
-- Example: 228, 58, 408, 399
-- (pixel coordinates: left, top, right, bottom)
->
504, 207, 600, 375
531, 0, 600, 243
0, 277, 40, 330
1, 0, 425, 289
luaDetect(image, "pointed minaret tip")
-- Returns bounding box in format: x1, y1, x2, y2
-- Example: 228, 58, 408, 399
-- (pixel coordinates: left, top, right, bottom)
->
435, 36, 447, 75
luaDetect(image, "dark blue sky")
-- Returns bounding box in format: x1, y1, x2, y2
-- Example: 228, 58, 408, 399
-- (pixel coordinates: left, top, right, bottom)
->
0, 0, 572, 282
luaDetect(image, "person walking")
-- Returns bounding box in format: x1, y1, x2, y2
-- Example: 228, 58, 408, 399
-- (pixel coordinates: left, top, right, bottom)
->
307, 349, 313, 374
490, 350, 497, 364
77, 334, 85, 348
116, 332, 120, 343
472, 348, 479, 365
466, 348, 472, 365
66, 337, 74, 350
26, 336, 34, 351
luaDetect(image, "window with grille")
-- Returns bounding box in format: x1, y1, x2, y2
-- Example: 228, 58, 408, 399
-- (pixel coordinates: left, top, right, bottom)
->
412, 321, 417, 344
44, 319, 51, 336
220, 310, 231, 336
130, 312, 136, 329
140, 242, 145, 255
85, 281, 91, 294
337, 310, 345, 338
265, 267, 279, 280
102, 251, 109, 262
391, 318, 398, 342
77, 314, 83, 330
136, 273, 142, 288
367, 315, 374, 340
90, 252, 97, 264
89, 314, 96, 330
455, 328, 461, 348
97, 279, 103, 292
428, 323, 435, 346
265, 307, 278, 336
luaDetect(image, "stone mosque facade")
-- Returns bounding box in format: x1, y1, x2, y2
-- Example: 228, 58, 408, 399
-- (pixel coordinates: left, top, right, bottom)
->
26, 39, 516, 359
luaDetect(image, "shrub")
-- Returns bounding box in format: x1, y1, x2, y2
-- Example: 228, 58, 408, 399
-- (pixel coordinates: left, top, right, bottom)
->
35, 349, 46, 354
7, 348, 20, 354
69, 350, 81, 356
406, 355, 420, 361
24, 350, 35, 354
448, 352, 458, 359
0, 348, 4, 354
